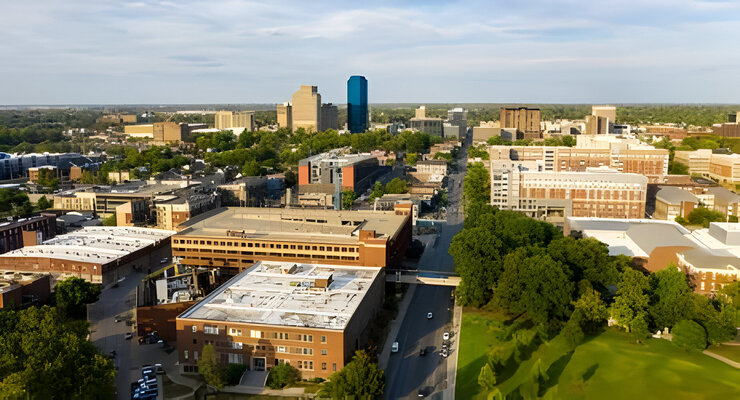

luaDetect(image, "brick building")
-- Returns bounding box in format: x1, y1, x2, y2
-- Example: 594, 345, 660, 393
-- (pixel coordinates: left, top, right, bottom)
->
175, 261, 384, 379
298, 150, 390, 196
0, 214, 56, 254
499, 107, 541, 139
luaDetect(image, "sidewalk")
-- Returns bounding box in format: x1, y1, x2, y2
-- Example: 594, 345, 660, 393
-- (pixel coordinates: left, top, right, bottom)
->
379, 284, 417, 370
703, 350, 740, 369
442, 304, 463, 400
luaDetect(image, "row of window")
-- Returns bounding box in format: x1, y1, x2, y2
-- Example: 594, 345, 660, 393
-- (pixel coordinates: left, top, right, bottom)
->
173, 238, 359, 253
197, 325, 327, 344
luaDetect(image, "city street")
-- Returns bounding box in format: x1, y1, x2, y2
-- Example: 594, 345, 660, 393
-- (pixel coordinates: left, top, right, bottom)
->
384, 132, 470, 399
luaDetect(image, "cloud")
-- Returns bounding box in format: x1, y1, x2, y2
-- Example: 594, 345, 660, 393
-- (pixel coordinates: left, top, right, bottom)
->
0, 0, 739, 104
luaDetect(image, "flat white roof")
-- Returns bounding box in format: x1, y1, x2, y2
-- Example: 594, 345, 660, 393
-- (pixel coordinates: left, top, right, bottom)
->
0, 226, 175, 264
179, 261, 382, 330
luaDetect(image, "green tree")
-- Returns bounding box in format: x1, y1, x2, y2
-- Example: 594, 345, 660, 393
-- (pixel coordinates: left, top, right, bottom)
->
342, 190, 357, 210
384, 177, 408, 194
478, 363, 497, 390
54, 276, 101, 319
198, 344, 226, 389
319, 350, 385, 399
669, 161, 689, 175
242, 160, 261, 176
406, 153, 418, 166
610, 269, 650, 340
36, 195, 51, 210
266, 363, 301, 389
687, 207, 725, 227
102, 213, 116, 226
368, 181, 385, 205
547, 237, 621, 294
464, 162, 490, 206
672, 319, 707, 351
0, 306, 116, 399
648, 265, 694, 330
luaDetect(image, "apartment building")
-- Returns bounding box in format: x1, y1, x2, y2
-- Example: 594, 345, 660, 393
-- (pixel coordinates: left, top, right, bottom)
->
653, 186, 698, 220
292, 86, 321, 131
675, 149, 740, 185
0, 152, 95, 181
298, 150, 390, 195
491, 165, 647, 220
409, 106, 443, 137
155, 193, 219, 231
215, 111, 255, 132
500, 107, 541, 139
176, 261, 384, 378
488, 144, 669, 182
171, 207, 412, 273
0, 215, 56, 254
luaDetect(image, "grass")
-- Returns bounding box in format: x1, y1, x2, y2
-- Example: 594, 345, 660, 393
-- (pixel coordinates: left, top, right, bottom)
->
707, 344, 740, 363
162, 375, 193, 399
292, 381, 323, 394
457, 309, 740, 400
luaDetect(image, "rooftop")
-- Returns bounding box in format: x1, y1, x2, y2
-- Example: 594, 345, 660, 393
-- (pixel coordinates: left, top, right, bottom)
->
179, 261, 382, 330
0, 226, 175, 265
299, 149, 376, 167
655, 186, 698, 205
176, 207, 408, 243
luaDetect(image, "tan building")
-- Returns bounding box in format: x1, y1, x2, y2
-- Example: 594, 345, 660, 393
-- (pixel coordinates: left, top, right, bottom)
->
98, 113, 137, 124
124, 124, 155, 138
675, 149, 740, 185
653, 186, 698, 220
155, 194, 218, 231
171, 207, 412, 274
291, 86, 321, 132
585, 115, 609, 135
28, 166, 58, 182
108, 170, 131, 183
153, 122, 183, 144
176, 261, 384, 378
277, 103, 292, 130
591, 105, 616, 124
488, 144, 669, 182
215, 111, 255, 132
409, 106, 443, 137
491, 166, 648, 221
500, 107, 541, 139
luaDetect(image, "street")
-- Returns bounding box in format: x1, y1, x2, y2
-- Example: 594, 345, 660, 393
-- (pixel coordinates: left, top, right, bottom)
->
383, 132, 470, 399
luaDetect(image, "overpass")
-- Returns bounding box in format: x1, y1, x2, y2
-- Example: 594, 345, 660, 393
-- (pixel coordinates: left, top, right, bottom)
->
386, 269, 460, 287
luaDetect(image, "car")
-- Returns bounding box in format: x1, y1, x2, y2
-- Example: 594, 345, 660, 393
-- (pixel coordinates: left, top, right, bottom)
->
441, 348, 448, 358
419, 347, 427, 357
391, 341, 399, 353
160, 257, 168, 264
443, 332, 450, 341
154, 363, 164, 374
427, 312, 433, 319
417, 386, 433, 397
124, 332, 134, 340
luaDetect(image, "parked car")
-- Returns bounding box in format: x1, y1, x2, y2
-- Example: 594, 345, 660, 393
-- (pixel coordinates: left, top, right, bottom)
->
160, 257, 168, 264
443, 332, 450, 341
427, 312, 433, 319
154, 364, 164, 375
419, 347, 427, 357
441, 348, 448, 358
138, 332, 160, 345
391, 341, 399, 353
417, 386, 433, 397
124, 332, 134, 340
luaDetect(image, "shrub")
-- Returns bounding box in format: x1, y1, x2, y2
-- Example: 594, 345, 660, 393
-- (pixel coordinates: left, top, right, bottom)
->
672, 320, 707, 351
266, 363, 301, 389
226, 364, 248, 386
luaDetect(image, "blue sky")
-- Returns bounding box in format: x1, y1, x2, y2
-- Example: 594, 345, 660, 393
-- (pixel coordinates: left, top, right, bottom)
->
1, 0, 739, 104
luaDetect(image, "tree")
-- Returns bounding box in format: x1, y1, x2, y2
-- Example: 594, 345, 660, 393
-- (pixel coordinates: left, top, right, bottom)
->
54, 276, 100, 319
478, 363, 497, 390
242, 159, 261, 176
319, 350, 385, 399
610, 269, 650, 340
341, 190, 357, 210
384, 177, 408, 194
648, 265, 694, 330
198, 344, 226, 389
464, 162, 490, 206
547, 237, 620, 294
102, 213, 116, 226
36, 195, 51, 210
672, 320, 707, 351
0, 306, 116, 399
669, 161, 689, 175
406, 153, 418, 166
686, 207, 725, 227
368, 181, 385, 205
266, 363, 301, 389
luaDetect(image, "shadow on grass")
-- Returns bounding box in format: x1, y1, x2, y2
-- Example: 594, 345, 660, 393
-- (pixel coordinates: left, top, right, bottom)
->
582, 363, 599, 382
456, 354, 488, 399
538, 351, 574, 396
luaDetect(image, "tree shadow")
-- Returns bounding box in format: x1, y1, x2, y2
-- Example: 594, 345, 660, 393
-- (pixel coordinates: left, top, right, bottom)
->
539, 351, 574, 396
582, 363, 599, 382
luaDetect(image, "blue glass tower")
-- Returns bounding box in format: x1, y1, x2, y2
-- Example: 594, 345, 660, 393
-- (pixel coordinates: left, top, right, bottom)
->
347, 76, 368, 133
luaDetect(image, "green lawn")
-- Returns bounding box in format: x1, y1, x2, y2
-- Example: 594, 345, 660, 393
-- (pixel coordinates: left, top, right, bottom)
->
457, 310, 740, 399
707, 344, 740, 363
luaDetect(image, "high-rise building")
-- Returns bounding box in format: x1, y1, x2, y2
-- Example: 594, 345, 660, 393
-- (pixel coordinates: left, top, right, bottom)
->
591, 105, 616, 123
292, 85, 321, 132
499, 107, 541, 139
347, 76, 368, 133
320, 103, 338, 131
215, 111, 255, 132
277, 103, 292, 130
446, 107, 468, 139
409, 106, 444, 137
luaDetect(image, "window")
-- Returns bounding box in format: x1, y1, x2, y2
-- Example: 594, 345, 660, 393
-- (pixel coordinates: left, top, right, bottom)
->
321, 336, 327, 343
193, 339, 197, 344
302, 348, 313, 355
232, 342, 243, 349
277, 346, 287, 353
332, 363, 337, 372
322, 363, 327, 370
228, 353, 243, 364
250, 330, 262, 338
194, 351, 198, 360
204, 325, 218, 335
184, 350, 189, 360
192, 325, 197, 333
321, 349, 327, 355
229, 328, 242, 336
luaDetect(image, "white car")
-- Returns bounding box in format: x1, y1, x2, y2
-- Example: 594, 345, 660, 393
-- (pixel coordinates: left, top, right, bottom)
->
427, 312, 433, 319
443, 332, 450, 341
391, 341, 399, 353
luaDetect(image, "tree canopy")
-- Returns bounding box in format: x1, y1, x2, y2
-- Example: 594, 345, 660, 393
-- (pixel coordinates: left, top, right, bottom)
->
319, 350, 385, 399
54, 276, 101, 319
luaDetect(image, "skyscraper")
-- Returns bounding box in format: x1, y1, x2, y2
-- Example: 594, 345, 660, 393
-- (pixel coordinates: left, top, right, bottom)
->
347, 76, 368, 133
291, 85, 321, 132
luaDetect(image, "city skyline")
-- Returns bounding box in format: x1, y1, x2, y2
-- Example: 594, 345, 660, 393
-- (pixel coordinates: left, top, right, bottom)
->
1, 0, 740, 105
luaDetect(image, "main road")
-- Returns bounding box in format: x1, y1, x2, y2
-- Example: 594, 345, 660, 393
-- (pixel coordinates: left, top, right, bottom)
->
384, 132, 471, 399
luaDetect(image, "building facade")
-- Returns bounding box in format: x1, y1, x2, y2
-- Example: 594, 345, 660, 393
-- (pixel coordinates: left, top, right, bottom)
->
215, 111, 255, 132
0, 215, 56, 254
347, 76, 368, 133
277, 103, 292, 130
291, 86, 321, 132
298, 150, 389, 195
499, 107, 541, 139
409, 106, 443, 137
319, 103, 338, 132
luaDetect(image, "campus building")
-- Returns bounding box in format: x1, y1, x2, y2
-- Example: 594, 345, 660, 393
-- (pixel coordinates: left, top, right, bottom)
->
490, 164, 648, 221
409, 106, 443, 137
0, 227, 174, 285
500, 107, 541, 139
215, 111, 255, 132
0, 214, 56, 254
291, 85, 321, 132
674, 149, 740, 186
277, 103, 292, 130
298, 149, 390, 196
347, 76, 368, 133
97, 113, 137, 124
175, 261, 384, 378
0, 152, 96, 181
0, 273, 51, 309
171, 207, 412, 273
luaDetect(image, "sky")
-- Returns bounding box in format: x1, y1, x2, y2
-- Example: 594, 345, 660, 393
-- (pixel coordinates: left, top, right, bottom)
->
1, 0, 739, 105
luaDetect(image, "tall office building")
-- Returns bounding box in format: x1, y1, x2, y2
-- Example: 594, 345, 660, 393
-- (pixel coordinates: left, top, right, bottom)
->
292, 85, 321, 132
347, 76, 368, 133
277, 103, 292, 130
499, 107, 541, 139
320, 103, 338, 131
215, 111, 255, 132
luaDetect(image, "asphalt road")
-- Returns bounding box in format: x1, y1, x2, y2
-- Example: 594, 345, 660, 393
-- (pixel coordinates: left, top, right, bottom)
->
384, 133, 470, 399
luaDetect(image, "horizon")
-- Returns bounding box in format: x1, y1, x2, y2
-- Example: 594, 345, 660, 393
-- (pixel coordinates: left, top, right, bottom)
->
2, 1, 740, 105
